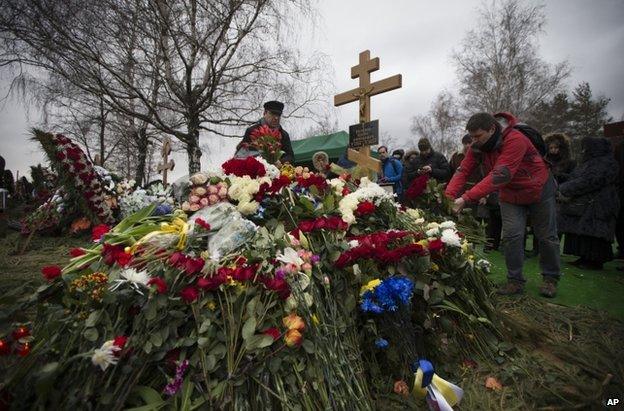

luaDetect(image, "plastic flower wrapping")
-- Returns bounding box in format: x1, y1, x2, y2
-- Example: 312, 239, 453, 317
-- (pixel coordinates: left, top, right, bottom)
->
3, 151, 500, 410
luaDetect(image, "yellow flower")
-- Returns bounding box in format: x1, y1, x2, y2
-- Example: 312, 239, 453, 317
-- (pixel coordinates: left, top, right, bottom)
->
311, 313, 320, 326
431, 263, 439, 271
360, 279, 381, 295
461, 240, 470, 254
417, 239, 429, 247
206, 301, 216, 311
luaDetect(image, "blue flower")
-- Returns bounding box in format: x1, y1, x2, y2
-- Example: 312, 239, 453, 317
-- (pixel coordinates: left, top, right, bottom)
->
375, 338, 389, 349
153, 203, 173, 216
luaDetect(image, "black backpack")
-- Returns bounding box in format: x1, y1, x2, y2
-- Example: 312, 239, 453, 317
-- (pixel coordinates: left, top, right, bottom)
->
513, 123, 547, 157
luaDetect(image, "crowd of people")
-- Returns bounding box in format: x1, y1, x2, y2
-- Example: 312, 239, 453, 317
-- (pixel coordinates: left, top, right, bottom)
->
372, 113, 623, 298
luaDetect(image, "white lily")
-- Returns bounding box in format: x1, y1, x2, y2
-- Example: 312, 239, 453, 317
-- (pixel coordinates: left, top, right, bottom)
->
276, 247, 304, 267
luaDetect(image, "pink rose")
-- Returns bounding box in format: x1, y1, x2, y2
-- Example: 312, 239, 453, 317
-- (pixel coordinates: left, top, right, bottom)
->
182, 202, 190, 211
189, 195, 200, 204
190, 203, 200, 212
208, 185, 219, 195
193, 187, 207, 197
200, 197, 209, 206
218, 187, 228, 198
208, 194, 219, 204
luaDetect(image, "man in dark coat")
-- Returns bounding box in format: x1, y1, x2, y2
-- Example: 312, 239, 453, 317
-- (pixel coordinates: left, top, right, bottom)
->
544, 133, 576, 184
236, 101, 294, 165
559, 137, 620, 269
411, 138, 451, 182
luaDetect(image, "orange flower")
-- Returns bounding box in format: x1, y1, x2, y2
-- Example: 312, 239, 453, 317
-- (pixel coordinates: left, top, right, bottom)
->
282, 313, 305, 332
393, 380, 409, 397
70, 217, 91, 234
284, 329, 303, 347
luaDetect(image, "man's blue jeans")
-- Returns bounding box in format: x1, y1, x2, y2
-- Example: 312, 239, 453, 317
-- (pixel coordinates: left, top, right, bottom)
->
499, 176, 561, 282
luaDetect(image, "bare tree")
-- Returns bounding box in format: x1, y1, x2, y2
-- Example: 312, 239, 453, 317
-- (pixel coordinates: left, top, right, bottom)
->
0, 0, 330, 174
410, 91, 463, 158
452, 0, 570, 119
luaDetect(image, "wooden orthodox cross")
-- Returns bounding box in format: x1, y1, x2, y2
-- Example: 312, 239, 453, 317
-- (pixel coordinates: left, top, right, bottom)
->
157, 137, 175, 186
334, 50, 402, 174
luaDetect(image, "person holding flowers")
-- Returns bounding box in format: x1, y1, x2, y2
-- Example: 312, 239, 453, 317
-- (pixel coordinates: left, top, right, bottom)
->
236, 100, 294, 166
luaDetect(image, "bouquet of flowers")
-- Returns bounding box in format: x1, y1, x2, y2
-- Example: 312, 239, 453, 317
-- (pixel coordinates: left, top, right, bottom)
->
243, 124, 284, 164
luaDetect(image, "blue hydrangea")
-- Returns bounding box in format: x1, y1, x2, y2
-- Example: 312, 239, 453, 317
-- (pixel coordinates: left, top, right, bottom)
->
153, 203, 173, 216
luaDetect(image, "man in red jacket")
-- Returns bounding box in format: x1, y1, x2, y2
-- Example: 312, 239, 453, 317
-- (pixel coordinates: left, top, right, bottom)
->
446, 112, 560, 297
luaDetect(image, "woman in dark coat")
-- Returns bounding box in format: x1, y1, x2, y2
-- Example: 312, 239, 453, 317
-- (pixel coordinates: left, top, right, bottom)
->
559, 137, 620, 269
544, 133, 576, 184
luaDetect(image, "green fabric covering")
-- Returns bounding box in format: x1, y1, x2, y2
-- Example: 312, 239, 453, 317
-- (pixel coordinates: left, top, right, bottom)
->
292, 131, 349, 164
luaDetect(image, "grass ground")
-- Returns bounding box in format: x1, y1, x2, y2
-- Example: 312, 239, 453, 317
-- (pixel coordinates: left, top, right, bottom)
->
1, 211, 623, 410
485, 249, 624, 320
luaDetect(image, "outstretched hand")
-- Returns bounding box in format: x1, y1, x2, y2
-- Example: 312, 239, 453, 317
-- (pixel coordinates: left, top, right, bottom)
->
453, 197, 466, 214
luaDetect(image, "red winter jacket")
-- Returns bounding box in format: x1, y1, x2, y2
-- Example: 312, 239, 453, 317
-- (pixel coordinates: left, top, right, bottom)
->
445, 113, 549, 205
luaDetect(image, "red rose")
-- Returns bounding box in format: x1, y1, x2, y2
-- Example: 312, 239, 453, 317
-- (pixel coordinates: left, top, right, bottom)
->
197, 270, 227, 290
263, 327, 281, 341
91, 224, 110, 242
0, 339, 10, 356
221, 157, 266, 178
55, 151, 66, 161
12, 327, 30, 341
168, 251, 187, 268
232, 264, 257, 282
184, 257, 205, 275
341, 187, 350, 196
113, 335, 128, 350
41, 265, 62, 281
269, 175, 291, 193
147, 277, 168, 294
102, 243, 124, 266
179, 286, 200, 303
69, 248, 86, 257
15, 343, 30, 357
195, 218, 211, 231
297, 220, 315, 233
405, 174, 429, 200
356, 201, 376, 216
313, 218, 327, 230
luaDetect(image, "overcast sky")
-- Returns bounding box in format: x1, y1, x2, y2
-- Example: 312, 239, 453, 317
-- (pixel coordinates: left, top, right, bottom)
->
1, 0, 623, 181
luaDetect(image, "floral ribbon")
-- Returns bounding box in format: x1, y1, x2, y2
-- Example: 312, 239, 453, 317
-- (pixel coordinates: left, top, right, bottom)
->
131, 215, 189, 253
412, 359, 463, 411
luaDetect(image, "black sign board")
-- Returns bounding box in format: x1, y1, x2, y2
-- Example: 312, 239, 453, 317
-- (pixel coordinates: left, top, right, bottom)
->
349, 120, 379, 148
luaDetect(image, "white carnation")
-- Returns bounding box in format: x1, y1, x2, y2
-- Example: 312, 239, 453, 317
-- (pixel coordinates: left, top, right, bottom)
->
440, 229, 462, 247
425, 228, 439, 238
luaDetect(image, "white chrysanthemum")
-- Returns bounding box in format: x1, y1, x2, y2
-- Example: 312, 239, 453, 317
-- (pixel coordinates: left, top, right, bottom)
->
425, 228, 439, 238
120, 268, 150, 286
426, 222, 439, 230
476, 259, 492, 272
276, 247, 304, 267
440, 229, 462, 247
440, 221, 456, 230
91, 340, 120, 371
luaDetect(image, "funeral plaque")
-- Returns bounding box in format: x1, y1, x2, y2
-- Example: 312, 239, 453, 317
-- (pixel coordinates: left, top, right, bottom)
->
349, 120, 379, 149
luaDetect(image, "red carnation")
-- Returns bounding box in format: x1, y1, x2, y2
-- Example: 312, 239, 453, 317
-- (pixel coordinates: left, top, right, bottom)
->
69, 248, 86, 257
428, 239, 444, 253
41, 265, 62, 281
55, 151, 66, 161
115, 251, 133, 267
113, 335, 128, 350
91, 224, 110, 242
356, 201, 376, 216
263, 327, 281, 341
147, 277, 168, 294
179, 286, 200, 303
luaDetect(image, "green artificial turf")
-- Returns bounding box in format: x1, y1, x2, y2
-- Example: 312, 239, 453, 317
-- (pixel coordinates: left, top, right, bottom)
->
485, 247, 624, 320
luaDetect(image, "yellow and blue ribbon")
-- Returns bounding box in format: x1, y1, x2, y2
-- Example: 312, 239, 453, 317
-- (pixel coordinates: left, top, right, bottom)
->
412, 359, 463, 411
